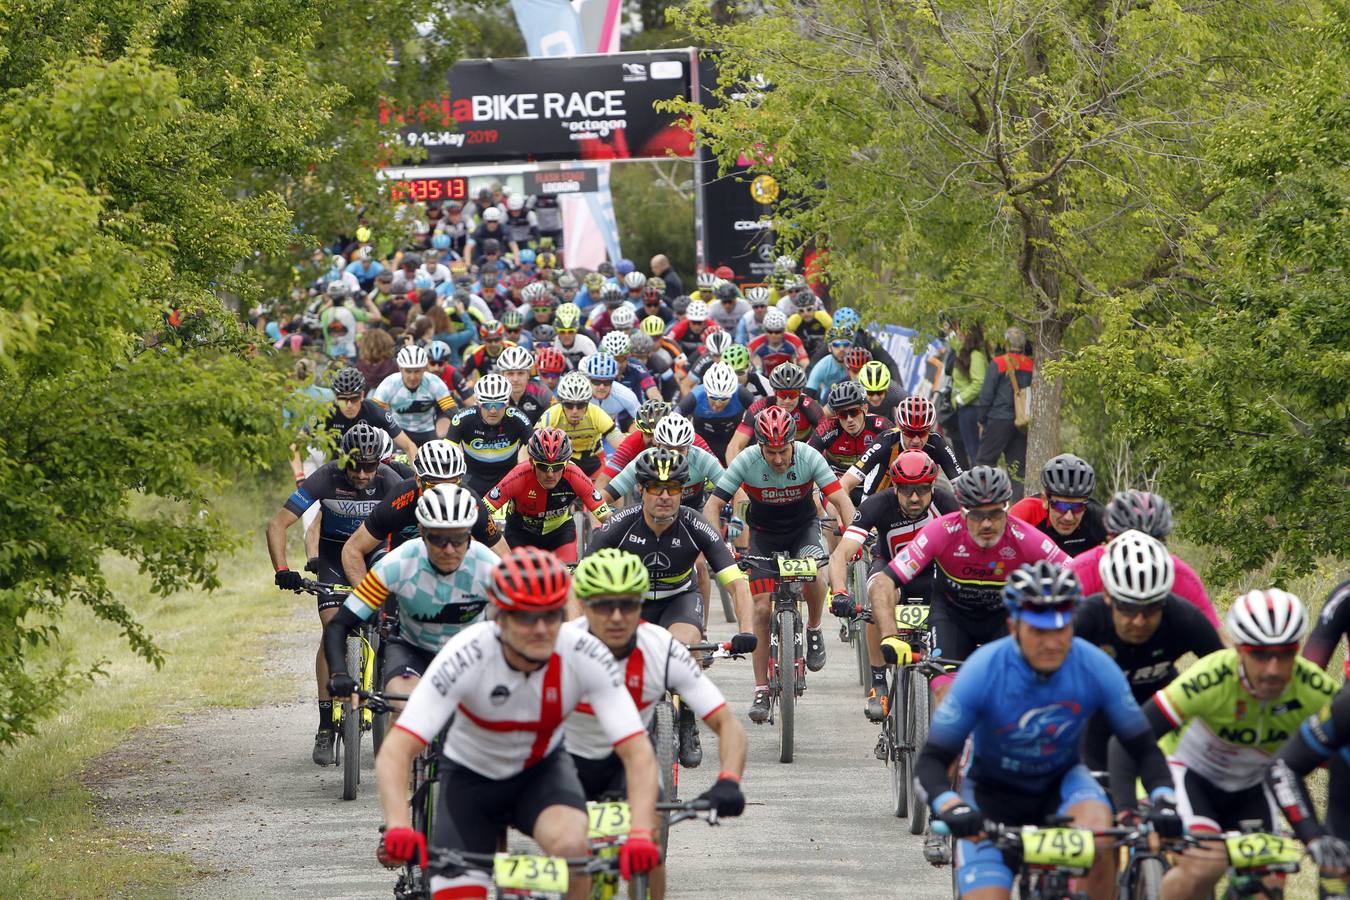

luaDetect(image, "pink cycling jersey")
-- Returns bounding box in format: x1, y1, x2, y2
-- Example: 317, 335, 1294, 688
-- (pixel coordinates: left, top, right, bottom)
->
1068, 544, 1220, 629
886, 511, 1069, 614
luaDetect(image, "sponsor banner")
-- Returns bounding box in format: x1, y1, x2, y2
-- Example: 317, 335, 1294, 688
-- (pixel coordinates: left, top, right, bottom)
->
870, 325, 944, 396
697, 153, 776, 284
524, 168, 600, 195
509, 0, 585, 58
380, 51, 697, 165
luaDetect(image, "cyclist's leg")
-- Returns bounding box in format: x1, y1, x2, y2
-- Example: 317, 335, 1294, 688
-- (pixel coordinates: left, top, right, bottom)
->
865, 568, 899, 704
512, 751, 590, 900
793, 522, 828, 631
381, 640, 435, 720
1058, 764, 1116, 898
428, 761, 509, 899
744, 532, 778, 690
1163, 763, 1231, 898
951, 781, 1017, 900
925, 601, 984, 707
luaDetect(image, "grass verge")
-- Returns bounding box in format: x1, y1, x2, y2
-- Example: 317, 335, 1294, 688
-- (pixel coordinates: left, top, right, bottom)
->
0, 474, 303, 899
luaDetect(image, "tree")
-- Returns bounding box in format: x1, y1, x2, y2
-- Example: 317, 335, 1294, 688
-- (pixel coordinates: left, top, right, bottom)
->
612, 162, 698, 283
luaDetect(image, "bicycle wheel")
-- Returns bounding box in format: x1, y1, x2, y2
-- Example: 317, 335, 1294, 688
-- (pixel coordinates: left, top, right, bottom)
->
851, 560, 869, 687
341, 633, 361, 801
371, 628, 389, 756
652, 700, 677, 853
906, 668, 930, 834
888, 671, 906, 818
1129, 856, 1164, 900
777, 608, 796, 764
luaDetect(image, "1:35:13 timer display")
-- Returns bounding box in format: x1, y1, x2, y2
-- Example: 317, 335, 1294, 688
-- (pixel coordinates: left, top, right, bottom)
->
388, 176, 468, 203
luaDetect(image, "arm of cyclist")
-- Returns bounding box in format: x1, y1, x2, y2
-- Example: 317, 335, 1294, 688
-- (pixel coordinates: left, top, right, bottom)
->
266, 485, 311, 588
1106, 698, 1177, 813
321, 603, 369, 699
664, 638, 749, 815
828, 527, 866, 617
341, 523, 383, 589
563, 463, 612, 523
1267, 687, 1350, 848
1302, 580, 1350, 668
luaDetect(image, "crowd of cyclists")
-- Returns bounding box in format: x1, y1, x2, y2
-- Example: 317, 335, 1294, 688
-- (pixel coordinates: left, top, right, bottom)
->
262, 187, 1349, 899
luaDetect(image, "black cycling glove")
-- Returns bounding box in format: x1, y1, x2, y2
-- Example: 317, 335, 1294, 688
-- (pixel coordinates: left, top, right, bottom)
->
698, 777, 745, 817
729, 633, 757, 654
275, 569, 302, 591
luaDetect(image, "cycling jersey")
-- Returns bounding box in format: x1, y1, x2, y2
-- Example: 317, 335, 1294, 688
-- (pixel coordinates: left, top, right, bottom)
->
1305, 579, 1350, 668
1068, 543, 1220, 629
676, 385, 754, 460
735, 395, 824, 446
444, 406, 535, 497
360, 476, 500, 551
597, 381, 640, 432
585, 505, 741, 600
787, 309, 831, 358
394, 620, 646, 779
284, 462, 402, 558
1075, 594, 1224, 703
370, 371, 455, 435
347, 539, 497, 653
1269, 685, 1350, 843
537, 403, 621, 466
865, 384, 905, 423
713, 441, 841, 535
615, 358, 657, 400
805, 355, 848, 397
461, 342, 515, 380
808, 412, 891, 474
598, 431, 715, 480
1008, 496, 1108, 556
313, 399, 405, 444
563, 619, 727, 760
509, 382, 553, 425
604, 446, 725, 508
484, 461, 610, 537
844, 488, 960, 562
746, 332, 807, 376
884, 511, 1069, 615
554, 333, 597, 369
1153, 649, 1338, 791
849, 428, 963, 493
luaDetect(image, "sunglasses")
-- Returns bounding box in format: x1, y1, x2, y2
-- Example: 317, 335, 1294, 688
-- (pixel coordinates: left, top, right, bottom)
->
562, 401, 589, 410
894, 483, 934, 497
586, 598, 644, 615
352, 461, 380, 473
764, 328, 784, 335
1013, 599, 1078, 616
1049, 500, 1088, 515
643, 483, 683, 496
557, 328, 578, 336
776, 390, 801, 401
964, 504, 1008, 522
589, 378, 613, 387
1113, 599, 1164, 619
423, 531, 471, 548
866, 390, 888, 398
534, 462, 566, 473
830, 340, 852, 349
505, 609, 565, 626
1239, 644, 1299, 661
336, 394, 362, 402
838, 407, 864, 419
479, 401, 507, 412
902, 429, 929, 441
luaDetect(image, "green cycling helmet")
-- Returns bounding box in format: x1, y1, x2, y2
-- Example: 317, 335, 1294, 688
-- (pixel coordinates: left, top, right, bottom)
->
556, 302, 582, 329
574, 548, 650, 598
640, 315, 666, 337
501, 308, 525, 329
721, 343, 750, 372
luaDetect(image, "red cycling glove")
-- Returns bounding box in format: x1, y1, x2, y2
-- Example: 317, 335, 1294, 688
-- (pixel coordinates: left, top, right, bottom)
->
619, 827, 660, 879
378, 828, 427, 868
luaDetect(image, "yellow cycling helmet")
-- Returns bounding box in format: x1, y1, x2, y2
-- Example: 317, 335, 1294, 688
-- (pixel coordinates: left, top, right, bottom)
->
641, 315, 667, 337
858, 360, 892, 393
574, 548, 650, 598
556, 302, 582, 330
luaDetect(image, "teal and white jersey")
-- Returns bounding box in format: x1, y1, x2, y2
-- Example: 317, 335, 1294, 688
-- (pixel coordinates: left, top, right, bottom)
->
607, 445, 725, 502
371, 371, 454, 433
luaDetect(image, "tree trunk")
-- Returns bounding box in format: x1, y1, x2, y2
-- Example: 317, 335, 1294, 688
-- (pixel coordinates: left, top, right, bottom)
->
1026, 318, 1066, 484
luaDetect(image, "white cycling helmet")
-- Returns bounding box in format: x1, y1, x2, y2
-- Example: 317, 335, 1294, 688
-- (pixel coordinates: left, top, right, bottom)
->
521, 281, 548, 302
696, 272, 717, 291
506, 193, 525, 212
414, 439, 466, 481
609, 305, 637, 332
600, 330, 631, 357
685, 300, 710, 323
623, 271, 647, 290
415, 483, 480, 530
397, 345, 429, 369
653, 413, 695, 450
746, 286, 770, 306
481, 207, 502, 223
704, 330, 733, 356
1227, 589, 1308, 646
474, 372, 512, 403
702, 361, 739, 400
496, 345, 534, 372
555, 370, 593, 403
376, 429, 394, 461
1098, 530, 1175, 604
762, 308, 788, 331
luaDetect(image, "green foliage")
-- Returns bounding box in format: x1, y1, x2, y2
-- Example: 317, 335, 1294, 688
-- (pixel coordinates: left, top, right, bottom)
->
612, 162, 697, 283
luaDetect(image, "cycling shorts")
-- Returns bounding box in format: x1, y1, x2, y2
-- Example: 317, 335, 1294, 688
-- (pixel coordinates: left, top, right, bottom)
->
1171, 761, 1277, 834
575, 453, 603, 478
382, 639, 436, 682
405, 428, 440, 447
955, 765, 1107, 893
746, 520, 825, 595
314, 557, 348, 612
571, 752, 627, 803
504, 521, 578, 564
642, 591, 705, 633
928, 601, 1008, 663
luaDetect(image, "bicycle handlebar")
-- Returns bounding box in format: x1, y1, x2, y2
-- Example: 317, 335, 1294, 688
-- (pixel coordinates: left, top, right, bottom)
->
289, 578, 353, 595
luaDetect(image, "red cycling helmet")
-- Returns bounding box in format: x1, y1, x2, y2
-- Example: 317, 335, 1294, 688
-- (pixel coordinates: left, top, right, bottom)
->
528, 427, 573, 464
755, 405, 797, 448
489, 546, 571, 612
890, 449, 938, 485
481, 320, 506, 340
509, 271, 530, 290
897, 396, 936, 432
844, 347, 872, 371
534, 346, 566, 376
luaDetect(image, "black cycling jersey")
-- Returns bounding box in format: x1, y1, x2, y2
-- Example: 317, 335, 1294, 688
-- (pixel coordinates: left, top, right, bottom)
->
585, 505, 738, 600
1268, 684, 1350, 843
360, 477, 500, 550
283, 462, 402, 561
1305, 579, 1350, 668
844, 487, 960, 563
385, 458, 416, 480
443, 405, 535, 497
314, 399, 404, 442
865, 385, 905, 423
510, 383, 552, 426
850, 428, 963, 495
808, 412, 892, 474
1010, 497, 1109, 556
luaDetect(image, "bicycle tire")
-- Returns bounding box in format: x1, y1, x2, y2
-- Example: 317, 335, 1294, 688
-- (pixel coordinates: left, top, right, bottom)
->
850, 559, 869, 687
1129, 856, 1164, 900
906, 667, 930, 834
652, 700, 677, 853
371, 628, 389, 756
341, 633, 362, 801
777, 608, 796, 764
889, 671, 906, 818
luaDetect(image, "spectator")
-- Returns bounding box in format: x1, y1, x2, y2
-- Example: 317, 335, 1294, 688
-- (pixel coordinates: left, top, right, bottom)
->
650, 254, 683, 297
355, 328, 398, 392
950, 321, 989, 465
345, 247, 384, 293
975, 326, 1033, 497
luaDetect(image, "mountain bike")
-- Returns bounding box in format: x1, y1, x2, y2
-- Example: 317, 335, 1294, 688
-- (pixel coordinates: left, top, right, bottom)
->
585, 798, 720, 900
847, 539, 875, 689
1196, 822, 1303, 900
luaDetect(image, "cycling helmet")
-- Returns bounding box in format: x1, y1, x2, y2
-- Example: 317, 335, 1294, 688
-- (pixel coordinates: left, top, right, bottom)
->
600, 331, 631, 358
889, 449, 938, 485
479, 266, 499, 284
527, 426, 573, 464
518, 248, 535, 266
1227, 589, 1309, 647
774, 254, 797, 274
1098, 530, 1175, 605
481, 207, 502, 223
331, 366, 366, 397
480, 320, 506, 341
858, 360, 891, 392
641, 315, 667, 337
615, 259, 635, 275
762, 308, 788, 332
521, 281, 548, 303
833, 307, 861, 331
531, 324, 558, 344
608, 306, 637, 333
474, 372, 511, 403
534, 346, 566, 376
826, 325, 853, 344
414, 439, 466, 482
1003, 561, 1083, 628
953, 466, 1014, 507
501, 309, 526, 330
326, 281, 350, 301
1104, 490, 1173, 539
629, 331, 654, 355
746, 287, 770, 306
496, 345, 534, 372
715, 281, 739, 302
413, 274, 434, 291
555, 371, 593, 403
704, 331, 733, 356
652, 413, 695, 450
634, 446, 690, 485
574, 548, 650, 599
341, 422, 383, 464
426, 341, 452, 364
685, 300, 710, 323
401, 253, 423, 270
599, 283, 625, 307
643, 280, 665, 301
702, 362, 739, 400
754, 405, 796, 447
769, 362, 806, 391
635, 399, 673, 434
376, 429, 395, 461
670, 295, 691, 317
845, 347, 872, 371
557, 273, 578, 291
489, 546, 571, 612
556, 302, 582, 329
827, 379, 866, 411
722, 343, 750, 372
1041, 453, 1096, 498
623, 272, 647, 291
415, 483, 479, 530
396, 345, 429, 369
431, 232, 451, 251
897, 396, 936, 432
584, 272, 605, 292
597, 261, 616, 277
580, 353, 619, 381
696, 272, 717, 292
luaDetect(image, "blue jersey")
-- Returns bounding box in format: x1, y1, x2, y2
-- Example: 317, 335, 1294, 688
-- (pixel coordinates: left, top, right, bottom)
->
928, 636, 1150, 793
676, 385, 753, 453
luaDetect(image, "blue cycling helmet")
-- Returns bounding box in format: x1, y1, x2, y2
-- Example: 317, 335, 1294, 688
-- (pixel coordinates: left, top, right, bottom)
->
428, 340, 452, 363
519, 248, 537, 265
1003, 561, 1083, 629
615, 258, 636, 276
833, 307, 861, 331
431, 233, 451, 250
413, 274, 434, 290
580, 353, 620, 380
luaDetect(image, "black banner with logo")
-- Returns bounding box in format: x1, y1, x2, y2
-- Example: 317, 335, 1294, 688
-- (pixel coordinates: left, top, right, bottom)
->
523, 168, 599, 195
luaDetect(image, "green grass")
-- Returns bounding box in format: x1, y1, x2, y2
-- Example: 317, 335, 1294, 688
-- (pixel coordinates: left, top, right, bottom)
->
0, 475, 305, 899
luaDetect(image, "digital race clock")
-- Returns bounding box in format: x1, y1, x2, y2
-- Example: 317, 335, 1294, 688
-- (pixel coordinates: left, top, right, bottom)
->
388, 176, 469, 203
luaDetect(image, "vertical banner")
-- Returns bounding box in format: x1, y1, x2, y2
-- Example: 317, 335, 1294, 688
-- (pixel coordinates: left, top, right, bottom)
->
576, 0, 624, 53
870, 325, 944, 396
509, 0, 584, 57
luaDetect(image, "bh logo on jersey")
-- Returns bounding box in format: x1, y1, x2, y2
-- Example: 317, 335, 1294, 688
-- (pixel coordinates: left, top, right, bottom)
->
997, 701, 1083, 752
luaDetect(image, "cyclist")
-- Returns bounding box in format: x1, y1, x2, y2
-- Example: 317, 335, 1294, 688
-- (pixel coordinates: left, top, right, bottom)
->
1109, 589, 1337, 900
495, 344, 551, 425
600, 330, 662, 402
580, 353, 641, 432
667, 299, 715, 358
805, 325, 856, 398
324, 484, 496, 714
828, 450, 960, 721
297, 365, 418, 472
534, 345, 568, 394
747, 307, 809, 376
485, 427, 611, 564
706, 406, 855, 723
918, 561, 1180, 896
710, 280, 750, 333
584, 282, 629, 339
675, 361, 755, 464
443, 373, 535, 497
682, 330, 734, 393
810, 380, 891, 487
1072, 529, 1222, 770
266, 423, 402, 765
785, 291, 832, 360
724, 363, 825, 460
460, 320, 515, 383
593, 399, 691, 496
840, 396, 963, 497
373, 547, 660, 900
370, 345, 456, 445
734, 287, 771, 344
1303, 578, 1350, 669
537, 371, 625, 477
858, 359, 904, 421
554, 302, 598, 369
1008, 454, 1107, 556
722, 342, 772, 401
600, 414, 725, 511
427, 341, 473, 407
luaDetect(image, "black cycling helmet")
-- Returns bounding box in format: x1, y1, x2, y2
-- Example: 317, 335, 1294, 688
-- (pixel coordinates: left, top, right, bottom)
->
1041, 453, 1096, 499
341, 422, 383, 465
633, 447, 689, 486
480, 238, 501, 255
635, 398, 673, 434
953, 465, 1013, 507
600, 282, 624, 306
400, 253, 422, 269
531, 323, 558, 344
715, 281, 739, 301
769, 362, 807, 391
1105, 490, 1173, 539
827, 379, 866, 411
331, 366, 365, 397
670, 295, 691, 317
1002, 561, 1083, 629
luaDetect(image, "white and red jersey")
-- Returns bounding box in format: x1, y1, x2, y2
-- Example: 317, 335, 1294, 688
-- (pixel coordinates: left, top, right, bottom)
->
562, 620, 728, 760
395, 620, 645, 779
